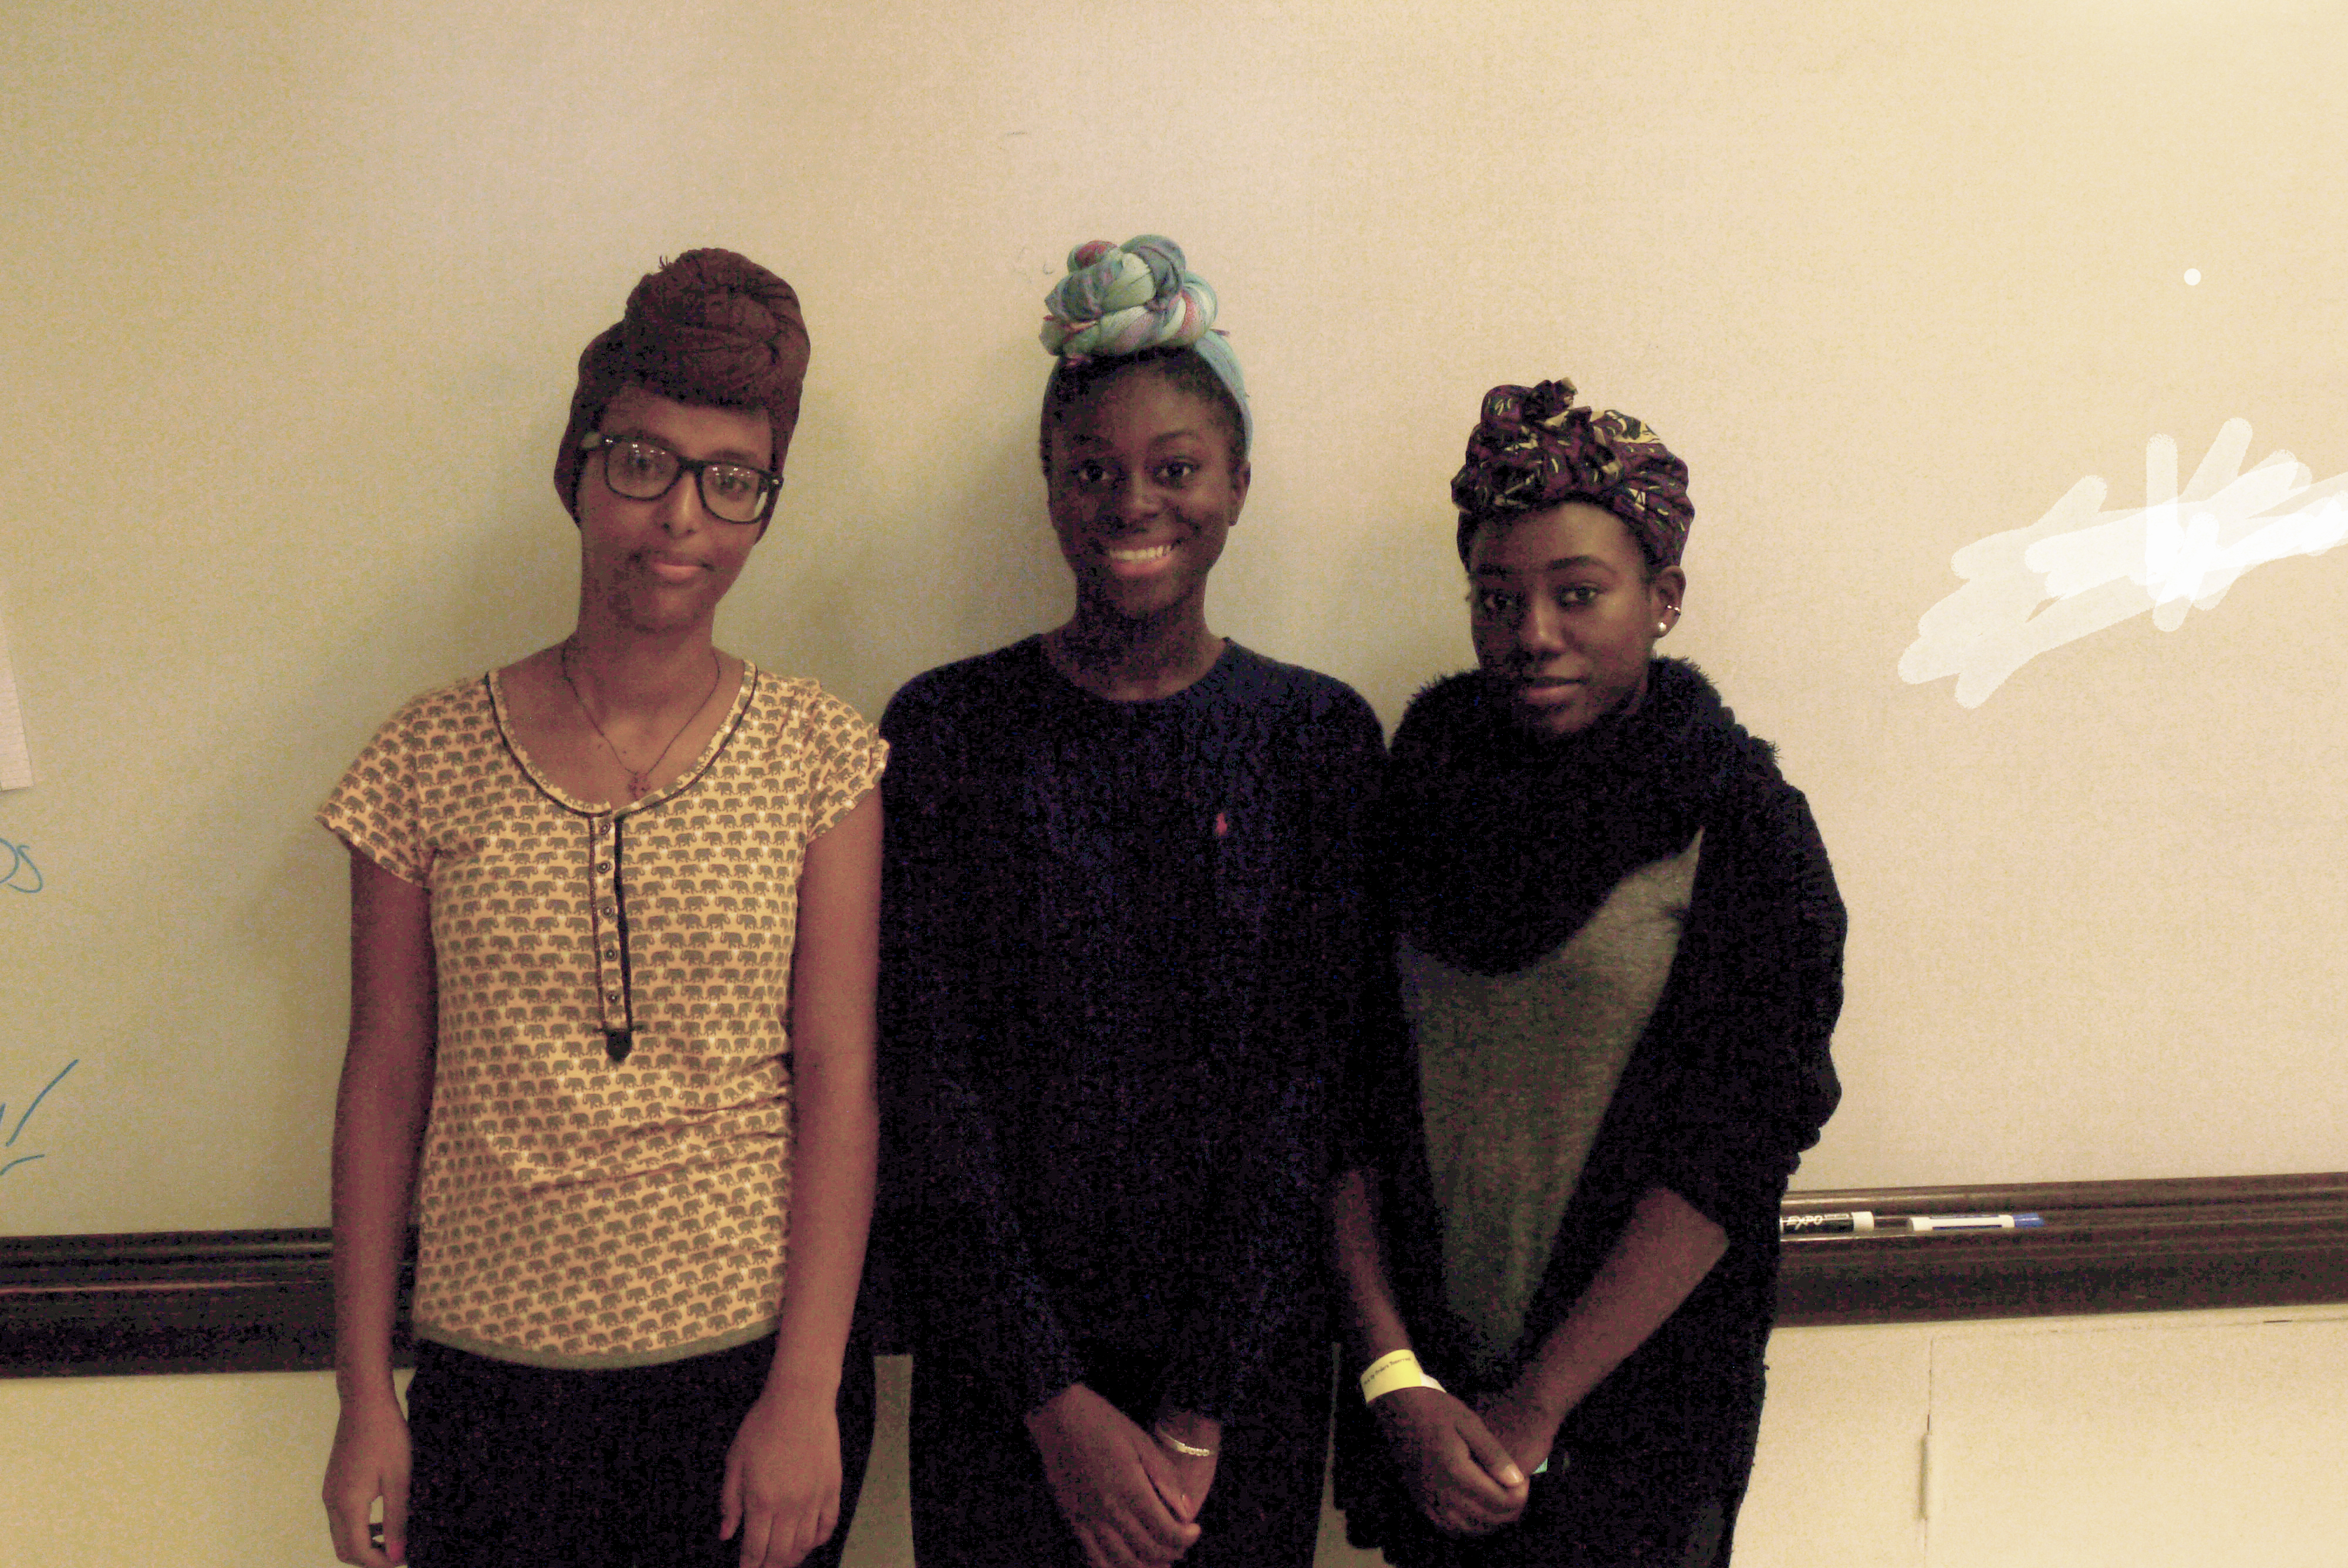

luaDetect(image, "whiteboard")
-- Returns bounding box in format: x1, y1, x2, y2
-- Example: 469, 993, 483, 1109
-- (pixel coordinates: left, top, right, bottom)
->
4, 0, 2343, 1235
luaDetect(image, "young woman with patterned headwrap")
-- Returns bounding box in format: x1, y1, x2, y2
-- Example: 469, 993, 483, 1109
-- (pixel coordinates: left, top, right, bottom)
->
1331, 381, 1846, 1567
319, 251, 883, 1568
878, 236, 1384, 1568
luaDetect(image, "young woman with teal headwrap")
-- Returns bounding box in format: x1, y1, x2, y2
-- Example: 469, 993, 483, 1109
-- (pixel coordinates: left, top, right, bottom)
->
879, 236, 1384, 1568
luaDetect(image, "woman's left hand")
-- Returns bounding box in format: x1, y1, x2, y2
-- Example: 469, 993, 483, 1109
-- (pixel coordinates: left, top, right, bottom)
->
721, 1379, 842, 1568
1150, 1409, 1222, 1528
1473, 1384, 1561, 1481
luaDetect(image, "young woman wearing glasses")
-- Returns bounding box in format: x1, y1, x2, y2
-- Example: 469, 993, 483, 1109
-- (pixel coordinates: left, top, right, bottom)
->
319, 250, 883, 1568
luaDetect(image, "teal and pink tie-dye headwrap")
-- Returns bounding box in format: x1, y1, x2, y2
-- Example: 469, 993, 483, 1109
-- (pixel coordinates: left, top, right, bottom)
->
1450, 379, 1692, 569
1040, 235, 1251, 450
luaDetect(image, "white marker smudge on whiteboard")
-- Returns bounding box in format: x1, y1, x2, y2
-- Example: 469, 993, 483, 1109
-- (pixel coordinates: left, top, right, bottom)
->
1901, 421, 2348, 707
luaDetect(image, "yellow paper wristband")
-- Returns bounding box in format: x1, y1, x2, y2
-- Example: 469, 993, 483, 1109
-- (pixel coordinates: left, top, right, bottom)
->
1359, 1349, 1445, 1404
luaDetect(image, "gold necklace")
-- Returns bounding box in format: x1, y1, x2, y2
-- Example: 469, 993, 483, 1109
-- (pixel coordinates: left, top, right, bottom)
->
559, 641, 723, 800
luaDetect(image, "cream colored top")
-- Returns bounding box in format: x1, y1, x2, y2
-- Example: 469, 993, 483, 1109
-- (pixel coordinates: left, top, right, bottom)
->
319, 665, 885, 1367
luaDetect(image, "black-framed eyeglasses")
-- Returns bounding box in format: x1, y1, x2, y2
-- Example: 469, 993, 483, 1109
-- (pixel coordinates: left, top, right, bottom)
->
580, 433, 782, 525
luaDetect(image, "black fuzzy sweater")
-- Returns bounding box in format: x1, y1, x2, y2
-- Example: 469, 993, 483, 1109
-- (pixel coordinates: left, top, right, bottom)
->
879, 637, 1386, 1424
1337, 659, 1846, 1540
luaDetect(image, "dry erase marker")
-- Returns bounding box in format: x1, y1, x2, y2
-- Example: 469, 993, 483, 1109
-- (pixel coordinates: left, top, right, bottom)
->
1779, 1211, 1875, 1236
1905, 1213, 2042, 1233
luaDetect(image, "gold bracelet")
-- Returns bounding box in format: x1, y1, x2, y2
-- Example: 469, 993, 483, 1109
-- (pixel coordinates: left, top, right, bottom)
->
1359, 1348, 1446, 1404
1153, 1425, 1216, 1459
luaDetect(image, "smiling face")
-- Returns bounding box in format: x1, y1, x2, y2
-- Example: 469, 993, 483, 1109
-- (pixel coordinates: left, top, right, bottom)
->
1044, 366, 1250, 629
573, 385, 772, 636
1466, 500, 1685, 737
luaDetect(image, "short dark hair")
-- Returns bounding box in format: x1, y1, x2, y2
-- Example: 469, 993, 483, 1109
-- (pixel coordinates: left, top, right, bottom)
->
1038, 346, 1249, 472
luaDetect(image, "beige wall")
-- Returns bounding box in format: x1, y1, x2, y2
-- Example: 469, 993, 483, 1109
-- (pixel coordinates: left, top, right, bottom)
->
7, 1307, 2344, 1566
5, 2, 2345, 1233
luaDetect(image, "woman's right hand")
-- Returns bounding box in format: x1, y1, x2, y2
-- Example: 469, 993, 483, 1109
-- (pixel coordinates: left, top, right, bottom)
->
323, 1395, 411, 1566
1371, 1385, 1530, 1537
1025, 1383, 1203, 1568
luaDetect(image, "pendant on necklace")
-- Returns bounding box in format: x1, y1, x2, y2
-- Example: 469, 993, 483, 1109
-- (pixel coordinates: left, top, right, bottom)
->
629, 770, 652, 797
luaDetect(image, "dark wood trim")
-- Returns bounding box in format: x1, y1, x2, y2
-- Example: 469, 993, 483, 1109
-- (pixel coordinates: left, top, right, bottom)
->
6, 1175, 2343, 1376
0, 1229, 411, 1377
1775, 1172, 2348, 1326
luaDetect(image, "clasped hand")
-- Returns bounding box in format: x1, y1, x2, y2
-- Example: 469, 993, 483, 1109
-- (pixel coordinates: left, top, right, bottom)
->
1372, 1383, 1547, 1537
1027, 1384, 1213, 1568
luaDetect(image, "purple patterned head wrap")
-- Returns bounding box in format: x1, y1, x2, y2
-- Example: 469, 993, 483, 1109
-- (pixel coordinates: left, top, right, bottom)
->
1039, 235, 1251, 452
1450, 379, 1691, 570
555, 249, 810, 518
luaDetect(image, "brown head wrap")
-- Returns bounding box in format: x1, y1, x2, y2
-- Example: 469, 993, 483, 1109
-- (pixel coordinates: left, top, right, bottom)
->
554, 249, 810, 518
1450, 379, 1692, 570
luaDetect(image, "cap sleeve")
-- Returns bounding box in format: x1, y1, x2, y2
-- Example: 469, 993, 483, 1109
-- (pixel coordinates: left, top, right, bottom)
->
795, 683, 888, 841
316, 691, 446, 886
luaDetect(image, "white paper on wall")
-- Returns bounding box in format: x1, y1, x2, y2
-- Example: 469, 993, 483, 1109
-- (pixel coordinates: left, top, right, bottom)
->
0, 597, 33, 790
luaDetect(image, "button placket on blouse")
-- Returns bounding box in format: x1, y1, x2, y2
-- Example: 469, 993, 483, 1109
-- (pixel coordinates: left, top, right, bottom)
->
590, 815, 627, 1032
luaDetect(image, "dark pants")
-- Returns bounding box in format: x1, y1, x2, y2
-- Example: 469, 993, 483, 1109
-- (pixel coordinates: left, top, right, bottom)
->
1370, 1401, 1760, 1568
404, 1333, 875, 1568
1378, 1451, 1740, 1568
909, 1335, 1331, 1568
